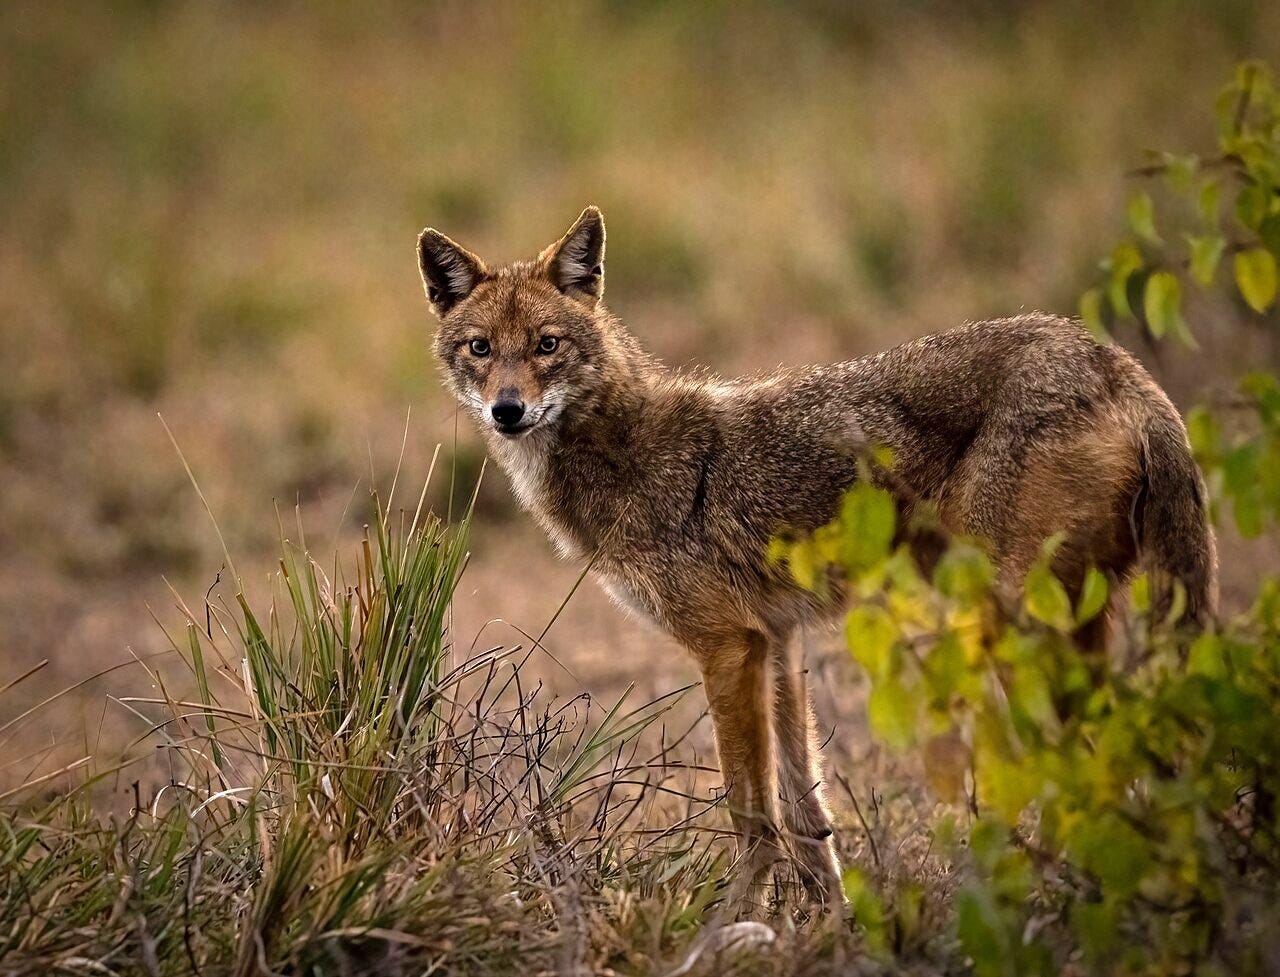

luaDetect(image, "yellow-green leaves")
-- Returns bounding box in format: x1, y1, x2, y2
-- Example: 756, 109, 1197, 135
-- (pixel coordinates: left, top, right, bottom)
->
1075, 567, 1110, 626
1185, 405, 1221, 460
1143, 270, 1191, 344
1235, 183, 1272, 231
975, 747, 1042, 826
933, 541, 995, 607
1131, 572, 1154, 615
1079, 287, 1107, 340
1024, 564, 1072, 631
841, 869, 887, 951
1104, 242, 1143, 318
784, 538, 819, 590
849, 600, 922, 750
1234, 246, 1277, 312
923, 632, 968, 699
838, 482, 897, 576
775, 479, 901, 591
1187, 234, 1225, 287
846, 604, 899, 681
1127, 191, 1161, 245
868, 680, 919, 750
1187, 632, 1226, 678
1066, 813, 1152, 899
1083, 62, 1280, 356
1216, 61, 1270, 139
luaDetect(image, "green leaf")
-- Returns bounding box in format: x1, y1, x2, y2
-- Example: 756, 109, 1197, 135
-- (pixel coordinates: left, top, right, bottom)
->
1187, 234, 1226, 287
923, 633, 966, 699
1075, 567, 1110, 625
1242, 371, 1280, 424
1130, 572, 1151, 613
1010, 663, 1056, 727
1025, 563, 1073, 631
838, 483, 897, 575
1233, 491, 1264, 538
933, 542, 995, 606
969, 819, 1011, 870
1222, 442, 1259, 495
1105, 243, 1143, 318
1073, 899, 1120, 961
1187, 632, 1226, 678
1079, 287, 1108, 340
1185, 405, 1221, 460
842, 869, 887, 951
868, 681, 917, 750
846, 605, 899, 681
1143, 271, 1187, 341
1197, 178, 1220, 225
1236, 183, 1271, 231
1217, 62, 1268, 139
1067, 813, 1152, 898
1127, 191, 1161, 244
788, 539, 818, 590
1163, 153, 1199, 192
1260, 214, 1280, 257
1235, 246, 1277, 312
977, 750, 1041, 824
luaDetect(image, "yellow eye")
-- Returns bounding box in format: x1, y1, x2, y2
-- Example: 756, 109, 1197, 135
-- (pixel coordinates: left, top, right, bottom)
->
537, 336, 560, 354
468, 338, 490, 357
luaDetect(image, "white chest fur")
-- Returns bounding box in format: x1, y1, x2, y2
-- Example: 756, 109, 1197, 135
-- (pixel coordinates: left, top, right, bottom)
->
489, 436, 583, 560
491, 436, 547, 511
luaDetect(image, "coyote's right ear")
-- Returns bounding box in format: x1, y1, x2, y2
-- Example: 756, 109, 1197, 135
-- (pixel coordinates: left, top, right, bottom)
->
417, 229, 486, 316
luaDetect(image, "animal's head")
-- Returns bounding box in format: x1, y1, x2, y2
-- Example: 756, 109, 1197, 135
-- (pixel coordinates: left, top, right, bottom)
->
418, 207, 627, 440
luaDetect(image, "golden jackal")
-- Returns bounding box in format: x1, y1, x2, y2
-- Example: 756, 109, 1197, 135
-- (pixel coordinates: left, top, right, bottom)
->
416, 207, 1217, 903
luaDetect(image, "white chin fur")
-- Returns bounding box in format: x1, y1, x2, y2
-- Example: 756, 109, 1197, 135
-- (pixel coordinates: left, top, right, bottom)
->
489, 427, 549, 511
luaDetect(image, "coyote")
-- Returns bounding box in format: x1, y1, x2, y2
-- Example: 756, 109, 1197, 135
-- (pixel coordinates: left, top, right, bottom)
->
416, 207, 1217, 903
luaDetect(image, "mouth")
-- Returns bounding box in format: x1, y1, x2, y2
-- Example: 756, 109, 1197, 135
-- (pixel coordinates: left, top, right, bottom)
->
493, 421, 538, 439
490, 411, 548, 439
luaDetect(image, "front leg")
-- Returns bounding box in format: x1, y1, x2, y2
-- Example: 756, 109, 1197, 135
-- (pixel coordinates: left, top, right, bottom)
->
772, 644, 843, 906
694, 630, 783, 907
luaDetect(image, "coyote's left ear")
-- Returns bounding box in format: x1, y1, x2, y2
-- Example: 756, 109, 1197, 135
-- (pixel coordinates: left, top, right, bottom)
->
543, 206, 605, 304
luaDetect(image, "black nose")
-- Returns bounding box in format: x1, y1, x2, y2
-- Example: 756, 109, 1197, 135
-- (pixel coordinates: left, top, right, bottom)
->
490, 399, 525, 427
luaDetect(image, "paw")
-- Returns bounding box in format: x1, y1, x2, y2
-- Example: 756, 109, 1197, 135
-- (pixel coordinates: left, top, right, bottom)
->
785, 795, 834, 841
794, 839, 844, 909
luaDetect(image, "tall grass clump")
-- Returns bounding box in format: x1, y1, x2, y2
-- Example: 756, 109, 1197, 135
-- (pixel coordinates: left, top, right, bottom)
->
0, 483, 732, 976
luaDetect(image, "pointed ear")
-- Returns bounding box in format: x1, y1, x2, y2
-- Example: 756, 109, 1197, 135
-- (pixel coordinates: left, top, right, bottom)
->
544, 206, 605, 303
417, 229, 486, 316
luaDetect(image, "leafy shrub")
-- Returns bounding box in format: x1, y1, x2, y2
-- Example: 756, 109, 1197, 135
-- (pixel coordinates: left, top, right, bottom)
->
773, 61, 1280, 976
781, 477, 1280, 973
1082, 60, 1280, 537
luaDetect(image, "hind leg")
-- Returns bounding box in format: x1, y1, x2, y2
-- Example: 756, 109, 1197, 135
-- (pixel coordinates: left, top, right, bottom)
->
944, 410, 1140, 619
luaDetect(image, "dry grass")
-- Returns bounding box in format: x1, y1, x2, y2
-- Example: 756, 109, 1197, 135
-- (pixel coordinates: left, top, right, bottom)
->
0, 481, 958, 975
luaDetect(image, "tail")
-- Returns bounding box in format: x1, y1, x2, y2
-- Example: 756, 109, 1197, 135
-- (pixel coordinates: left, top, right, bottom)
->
1136, 407, 1219, 627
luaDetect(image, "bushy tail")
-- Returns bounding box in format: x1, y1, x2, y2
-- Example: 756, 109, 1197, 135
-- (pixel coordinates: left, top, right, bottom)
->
1138, 408, 1219, 627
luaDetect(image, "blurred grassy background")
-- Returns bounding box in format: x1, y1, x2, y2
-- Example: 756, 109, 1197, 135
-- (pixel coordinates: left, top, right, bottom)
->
2, 0, 1279, 786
